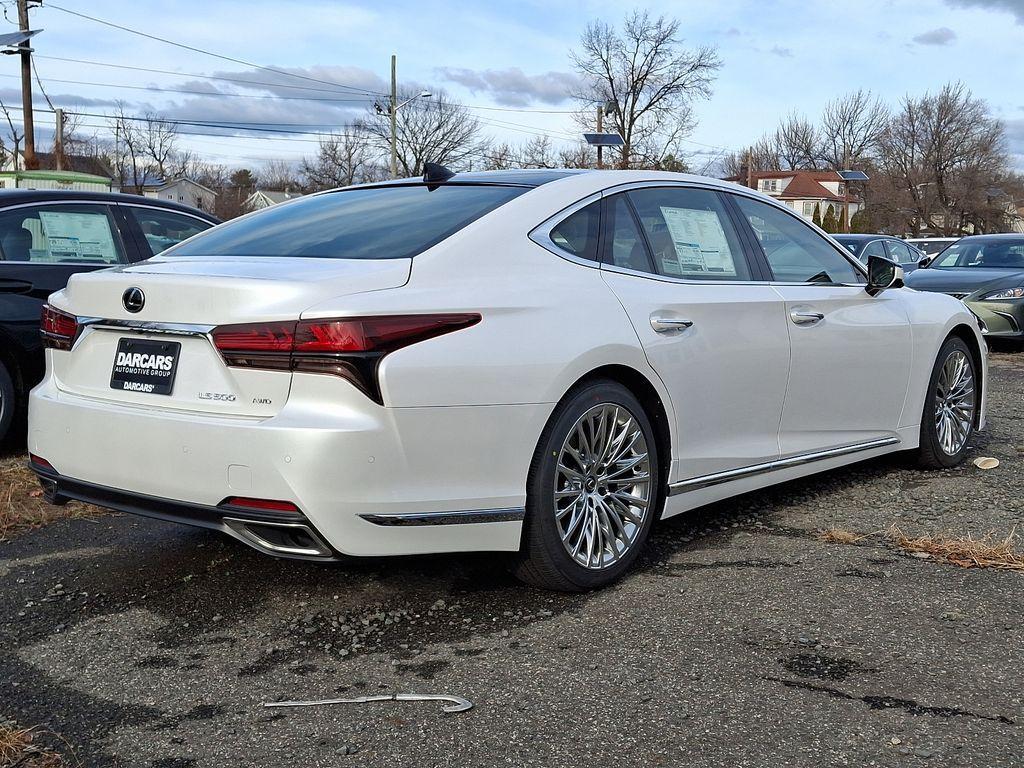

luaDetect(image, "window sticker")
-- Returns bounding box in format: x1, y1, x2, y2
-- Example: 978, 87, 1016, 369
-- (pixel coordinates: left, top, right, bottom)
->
37, 211, 118, 263
659, 206, 737, 276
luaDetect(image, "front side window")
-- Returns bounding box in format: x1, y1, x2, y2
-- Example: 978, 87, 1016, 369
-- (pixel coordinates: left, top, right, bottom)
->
885, 240, 915, 264
166, 184, 527, 260
0, 204, 125, 264
603, 195, 653, 273
931, 239, 1024, 269
627, 187, 751, 281
548, 200, 601, 262
861, 240, 888, 262
128, 207, 212, 257
733, 195, 862, 284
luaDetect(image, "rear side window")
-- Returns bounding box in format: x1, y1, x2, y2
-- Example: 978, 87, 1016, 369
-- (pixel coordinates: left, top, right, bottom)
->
549, 200, 601, 261
627, 187, 750, 280
0, 204, 125, 264
166, 185, 527, 260
127, 207, 212, 257
861, 240, 888, 261
733, 195, 862, 284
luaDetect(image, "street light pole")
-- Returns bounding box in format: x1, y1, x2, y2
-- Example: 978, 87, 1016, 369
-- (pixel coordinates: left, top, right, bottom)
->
390, 54, 398, 180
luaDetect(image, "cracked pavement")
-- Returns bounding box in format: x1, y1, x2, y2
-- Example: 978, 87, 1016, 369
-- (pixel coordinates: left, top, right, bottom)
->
2, 350, 1023, 767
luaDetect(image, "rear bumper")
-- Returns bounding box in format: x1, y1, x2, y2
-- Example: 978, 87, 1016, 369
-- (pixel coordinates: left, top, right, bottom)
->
28, 372, 550, 557
31, 460, 338, 561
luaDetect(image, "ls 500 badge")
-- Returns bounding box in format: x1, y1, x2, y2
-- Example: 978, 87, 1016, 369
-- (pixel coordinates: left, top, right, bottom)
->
198, 392, 236, 402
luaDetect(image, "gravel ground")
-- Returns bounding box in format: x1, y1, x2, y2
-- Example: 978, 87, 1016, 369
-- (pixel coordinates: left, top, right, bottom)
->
2, 350, 1022, 768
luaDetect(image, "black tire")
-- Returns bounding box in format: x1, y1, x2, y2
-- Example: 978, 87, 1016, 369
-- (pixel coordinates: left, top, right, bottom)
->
0, 359, 14, 446
514, 379, 662, 592
916, 336, 977, 469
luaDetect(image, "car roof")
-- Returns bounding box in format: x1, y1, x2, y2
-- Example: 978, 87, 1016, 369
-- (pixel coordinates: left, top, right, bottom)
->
833, 234, 895, 240
359, 168, 593, 189
0, 189, 219, 221
952, 233, 1024, 243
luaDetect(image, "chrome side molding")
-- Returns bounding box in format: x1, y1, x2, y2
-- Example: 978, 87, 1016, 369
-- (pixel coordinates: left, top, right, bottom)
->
669, 436, 901, 495
359, 507, 525, 526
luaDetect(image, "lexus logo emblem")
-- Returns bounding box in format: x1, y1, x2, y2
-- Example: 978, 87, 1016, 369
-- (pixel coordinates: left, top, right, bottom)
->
122, 287, 145, 313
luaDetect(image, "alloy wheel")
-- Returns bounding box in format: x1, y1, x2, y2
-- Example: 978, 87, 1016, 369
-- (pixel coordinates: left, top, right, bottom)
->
553, 403, 652, 570
934, 349, 975, 456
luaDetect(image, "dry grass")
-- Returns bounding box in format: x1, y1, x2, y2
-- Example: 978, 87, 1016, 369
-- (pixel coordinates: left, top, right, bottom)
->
0, 453, 103, 541
0, 720, 73, 768
887, 525, 1024, 571
818, 523, 1024, 572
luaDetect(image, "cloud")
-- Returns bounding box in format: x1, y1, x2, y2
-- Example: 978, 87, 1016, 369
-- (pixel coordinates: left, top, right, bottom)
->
946, 0, 1024, 23
770, 46, 793, 58
912, 27, 958, 45
1005, 117, 1024, 169
435, 67, 581, 107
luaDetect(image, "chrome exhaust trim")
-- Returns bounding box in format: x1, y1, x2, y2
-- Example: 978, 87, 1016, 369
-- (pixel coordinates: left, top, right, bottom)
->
222, 517, 334, 558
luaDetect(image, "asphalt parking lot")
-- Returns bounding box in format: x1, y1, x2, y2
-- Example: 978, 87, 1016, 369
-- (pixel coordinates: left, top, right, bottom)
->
2, 351, 1023, 768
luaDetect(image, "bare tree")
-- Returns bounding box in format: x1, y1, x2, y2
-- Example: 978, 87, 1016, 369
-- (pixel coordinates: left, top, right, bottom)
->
877, 83, 1007, 235
260, 158, 303, 191
362, 90, 487, 176
558, 142, 595, 169
774, 112, 820, 169
301, 130, 384, 191
0, 97, 20, 170
482, 143, 518, 170
519, 136, 556, 168
140, 112, 179, 180
571, 11, 721, 168
109, 103, 146, 192
819, 89, 889, 170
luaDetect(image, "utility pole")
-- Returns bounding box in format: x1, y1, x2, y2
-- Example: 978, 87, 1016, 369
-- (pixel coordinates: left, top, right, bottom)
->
842, 150, 850, 233
17, 0, 36, 169
54, 109, 64, 170
389, 54, 398, 180
745, 149, 753, 189
596, 105, 603, 170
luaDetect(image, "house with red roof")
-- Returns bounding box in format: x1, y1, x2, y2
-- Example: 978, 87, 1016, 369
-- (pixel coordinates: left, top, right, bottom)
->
730, 170, 862, 225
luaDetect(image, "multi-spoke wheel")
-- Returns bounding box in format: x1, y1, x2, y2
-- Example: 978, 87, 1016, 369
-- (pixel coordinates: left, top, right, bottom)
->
916, 337, 978, 469
515, 380, 661, 591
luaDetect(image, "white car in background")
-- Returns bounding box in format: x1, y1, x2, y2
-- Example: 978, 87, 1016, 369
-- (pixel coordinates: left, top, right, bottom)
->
907, 236, 959, 260
29, 168, 986, 591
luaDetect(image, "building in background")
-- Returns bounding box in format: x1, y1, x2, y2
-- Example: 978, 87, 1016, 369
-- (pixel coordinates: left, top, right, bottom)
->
0, 169, 112, 192
244, 188, 304, 211
114, 174, 218, 212
729, 170, 862, 226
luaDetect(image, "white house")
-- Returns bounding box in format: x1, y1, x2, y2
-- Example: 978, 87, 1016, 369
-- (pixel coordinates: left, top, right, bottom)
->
138, 177, 218, 213
244, 188, 304, 211
731, 170, 862, 225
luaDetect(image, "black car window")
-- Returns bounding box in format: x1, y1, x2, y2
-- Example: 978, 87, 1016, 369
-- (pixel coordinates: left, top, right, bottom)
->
626, 187, 751, 280
548, 200, 601, 261
861, 239, 888, 261
931, 240, 1024, 269
733, 196, 862, 284
166, 184, 527, 260
127, 207, 213, 257
0, 204, 125, 264
885, 240, 915, 264
603, 195, 653, 274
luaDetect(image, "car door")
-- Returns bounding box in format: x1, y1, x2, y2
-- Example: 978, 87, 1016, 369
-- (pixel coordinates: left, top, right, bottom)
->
598, 185, 791, 482
0, 202, 129, 375
118, 204, 216, 259
729, 193, 913, 456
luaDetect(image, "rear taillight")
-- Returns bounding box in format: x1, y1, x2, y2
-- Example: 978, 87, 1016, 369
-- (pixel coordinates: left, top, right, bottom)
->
212, 314, 480, 403
41, 305, 78, 350
221, 496, 301, 514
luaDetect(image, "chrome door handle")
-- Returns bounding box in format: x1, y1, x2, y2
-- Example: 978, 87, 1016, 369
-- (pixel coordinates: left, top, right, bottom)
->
650, 316, 694, 333
790, 310, 824, 325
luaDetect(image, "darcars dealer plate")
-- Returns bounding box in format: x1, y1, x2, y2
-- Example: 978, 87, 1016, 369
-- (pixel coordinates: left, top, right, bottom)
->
110, 338, 181, 395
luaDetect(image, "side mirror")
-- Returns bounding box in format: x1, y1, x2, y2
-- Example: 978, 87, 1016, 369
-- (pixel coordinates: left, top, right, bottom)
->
866, 254, 904, 296
918, 255, 934, 269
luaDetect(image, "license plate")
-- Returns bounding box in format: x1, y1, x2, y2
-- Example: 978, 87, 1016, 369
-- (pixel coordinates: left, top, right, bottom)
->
110, 338, 181, 395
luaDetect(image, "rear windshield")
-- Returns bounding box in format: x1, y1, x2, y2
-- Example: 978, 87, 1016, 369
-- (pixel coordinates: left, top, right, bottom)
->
165, 184, 528, 260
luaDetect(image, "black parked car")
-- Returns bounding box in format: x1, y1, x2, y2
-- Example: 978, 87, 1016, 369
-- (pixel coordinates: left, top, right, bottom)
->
832, 234, 925, 273
0, 190, 219, 441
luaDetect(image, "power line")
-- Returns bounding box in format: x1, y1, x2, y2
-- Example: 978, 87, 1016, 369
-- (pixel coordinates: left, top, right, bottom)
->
42, 2, 387, 98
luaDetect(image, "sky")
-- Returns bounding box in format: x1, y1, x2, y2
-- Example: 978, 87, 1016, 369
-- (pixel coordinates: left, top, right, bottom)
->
3, 0, 1023, 174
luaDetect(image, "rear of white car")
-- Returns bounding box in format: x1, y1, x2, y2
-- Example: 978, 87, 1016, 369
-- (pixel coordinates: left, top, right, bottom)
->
29, 180, 577, 560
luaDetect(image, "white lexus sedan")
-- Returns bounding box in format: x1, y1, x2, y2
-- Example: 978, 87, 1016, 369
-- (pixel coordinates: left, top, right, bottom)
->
29, 168, 986, 591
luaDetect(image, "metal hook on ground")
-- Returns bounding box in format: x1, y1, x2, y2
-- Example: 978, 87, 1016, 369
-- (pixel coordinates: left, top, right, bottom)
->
264, 692, 473, 714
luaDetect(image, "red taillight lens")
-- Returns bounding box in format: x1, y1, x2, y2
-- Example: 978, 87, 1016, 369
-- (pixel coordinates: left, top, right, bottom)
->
222, 496, 300, 513
41, 305, 78, 350
294, 314, 481, 353
211, 321, 295, 352
211, 314, 480, 403
29, 453, 54, 471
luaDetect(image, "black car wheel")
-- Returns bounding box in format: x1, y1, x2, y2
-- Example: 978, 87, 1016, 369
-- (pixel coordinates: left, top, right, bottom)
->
515, 379, 661, 592
916, 337, 977, 469
0, 358, 15, 444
